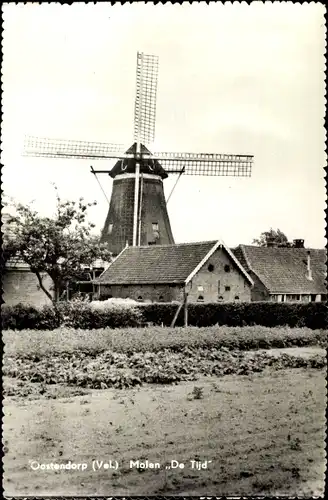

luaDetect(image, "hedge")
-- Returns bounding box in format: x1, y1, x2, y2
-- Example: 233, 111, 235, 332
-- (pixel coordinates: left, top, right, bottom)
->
139, 302, 328, 330
1, 301, 327, 330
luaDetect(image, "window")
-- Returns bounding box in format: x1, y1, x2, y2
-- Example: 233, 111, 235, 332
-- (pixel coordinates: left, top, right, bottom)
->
197, 295, 204, 302
208, 264, 214, 272
224, 265, 231, 273
218, 295, 224, 301
159, 295, 164, 302
234, 295, 240, 300
152, 222, 160, 240
137, 296, 143, 301
288, 294, 300, 301
225, 286, 231, 292
107, 223, 113, 235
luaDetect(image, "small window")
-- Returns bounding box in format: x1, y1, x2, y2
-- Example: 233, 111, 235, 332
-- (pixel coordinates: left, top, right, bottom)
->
107, 223, 113, 235
234, 295, 240, 300
224, 265, 231, 273
159, 295, 164, 301
208, 264, 214, 272
197, 295, 204, 302
225, 286, 231, 292
152, 222, 160, 240
218, 295, 224, 301
137, 296, 143, 301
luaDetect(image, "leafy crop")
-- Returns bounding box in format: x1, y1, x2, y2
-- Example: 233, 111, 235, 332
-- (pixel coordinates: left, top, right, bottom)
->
4, 326, 327, 359
3, 344, 326, 394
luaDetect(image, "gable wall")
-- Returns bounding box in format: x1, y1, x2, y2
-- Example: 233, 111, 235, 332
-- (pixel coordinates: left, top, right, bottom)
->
187, 246, 252, 302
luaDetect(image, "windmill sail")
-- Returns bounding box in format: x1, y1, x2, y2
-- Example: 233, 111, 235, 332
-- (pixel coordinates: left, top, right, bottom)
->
22, 51, 254, 255
134, 52, 159, 147
150, 152, 253, 176
23, 136, 128, 160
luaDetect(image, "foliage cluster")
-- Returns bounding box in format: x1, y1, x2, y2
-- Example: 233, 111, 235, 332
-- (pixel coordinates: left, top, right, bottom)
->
2, 301, 327, 330
3, 192, 112, 302
1, 300, 142, 330
4, 346, 326, 391
4, 325, 327, 359
139, 302, 328, 329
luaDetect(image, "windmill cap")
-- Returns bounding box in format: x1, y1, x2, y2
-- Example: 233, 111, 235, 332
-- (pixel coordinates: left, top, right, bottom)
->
109, 143, 168, 179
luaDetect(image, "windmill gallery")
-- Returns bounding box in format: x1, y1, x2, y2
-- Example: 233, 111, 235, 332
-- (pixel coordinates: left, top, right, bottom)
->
5, 53, 326, 307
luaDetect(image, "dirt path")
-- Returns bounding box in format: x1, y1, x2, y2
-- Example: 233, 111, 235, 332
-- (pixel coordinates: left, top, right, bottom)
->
257, 346, 325, 358
3, 367, 326, 497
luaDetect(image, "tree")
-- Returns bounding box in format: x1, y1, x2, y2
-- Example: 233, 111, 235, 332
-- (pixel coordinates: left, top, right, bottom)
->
252, 228, 289, 247
3, 191, 112, 303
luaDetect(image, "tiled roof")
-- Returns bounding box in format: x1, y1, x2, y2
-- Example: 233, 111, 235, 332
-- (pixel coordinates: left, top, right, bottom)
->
233, 245, 327, 294
95, 241, 219, 284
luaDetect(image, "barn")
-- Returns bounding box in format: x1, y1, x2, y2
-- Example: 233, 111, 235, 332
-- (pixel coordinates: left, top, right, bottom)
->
94, 240, 254, 303
233, 244, 327, 302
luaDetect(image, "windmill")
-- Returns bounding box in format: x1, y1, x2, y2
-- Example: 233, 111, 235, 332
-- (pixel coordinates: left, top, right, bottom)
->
24, 52, 253, 256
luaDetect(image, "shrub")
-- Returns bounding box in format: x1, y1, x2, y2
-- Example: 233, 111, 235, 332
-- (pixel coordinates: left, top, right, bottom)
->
2, 300, 327, 331
1, 300, 142, 330
139, 302, 328, 330
1, 303, 59, 330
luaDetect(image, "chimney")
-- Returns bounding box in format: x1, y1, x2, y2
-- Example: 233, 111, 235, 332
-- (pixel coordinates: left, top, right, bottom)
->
306, 250, 313, 281
293, 239, 304, 248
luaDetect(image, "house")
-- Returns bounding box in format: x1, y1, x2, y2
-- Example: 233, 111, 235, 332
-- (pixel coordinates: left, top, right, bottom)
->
94, 240, 254, 303
2, 258, 54, 306
232, 244, 327, 302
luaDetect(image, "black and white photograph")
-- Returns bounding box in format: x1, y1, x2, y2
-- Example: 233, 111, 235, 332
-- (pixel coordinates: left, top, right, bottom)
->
1, 2, 327, 497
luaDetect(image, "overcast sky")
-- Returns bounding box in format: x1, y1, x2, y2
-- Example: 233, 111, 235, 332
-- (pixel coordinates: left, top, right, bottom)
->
2, 2, 326, 248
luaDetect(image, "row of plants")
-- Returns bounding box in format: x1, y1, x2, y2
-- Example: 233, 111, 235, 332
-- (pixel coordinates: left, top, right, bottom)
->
2, 300, 327, 330
4, 346, 326, 390
4, 325, 327, 359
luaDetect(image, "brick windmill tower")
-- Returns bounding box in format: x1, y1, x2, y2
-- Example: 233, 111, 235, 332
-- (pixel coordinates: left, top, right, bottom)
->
24, 52, 253, 255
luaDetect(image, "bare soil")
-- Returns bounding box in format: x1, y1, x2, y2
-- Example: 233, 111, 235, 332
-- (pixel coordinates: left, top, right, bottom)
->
3, 367, 326, 497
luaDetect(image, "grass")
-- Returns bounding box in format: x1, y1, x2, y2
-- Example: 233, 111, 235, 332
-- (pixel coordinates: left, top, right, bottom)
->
3, 325, 327, 358
3, 368, 326, 496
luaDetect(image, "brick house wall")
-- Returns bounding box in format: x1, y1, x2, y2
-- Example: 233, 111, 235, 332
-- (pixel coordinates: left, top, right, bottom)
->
187, 246, 251, 302
98, 246, 251, 303
99, 283, 183, 302
248, 271, 270, 301
3, 268, 54, 306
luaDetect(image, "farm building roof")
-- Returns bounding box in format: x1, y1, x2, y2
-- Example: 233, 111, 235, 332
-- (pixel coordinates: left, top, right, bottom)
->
233, 245, 327, 294
95, 240, 253, 286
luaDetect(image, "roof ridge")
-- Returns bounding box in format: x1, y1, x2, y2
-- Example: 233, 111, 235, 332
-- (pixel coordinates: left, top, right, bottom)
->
242, 244, 326, 252
126, 240, 218, 249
